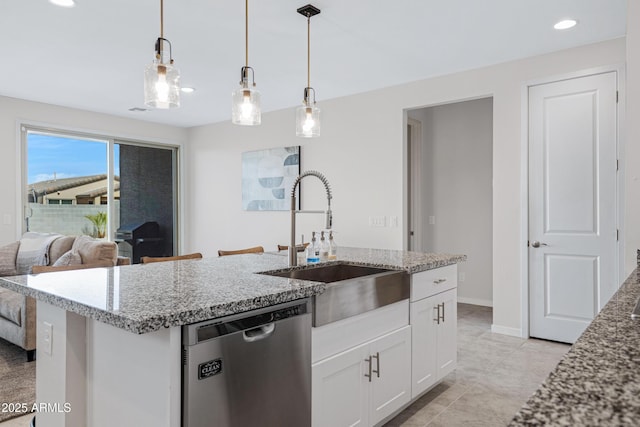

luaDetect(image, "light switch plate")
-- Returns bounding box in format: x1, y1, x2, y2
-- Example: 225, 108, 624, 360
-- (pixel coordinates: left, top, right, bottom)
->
42, 321, 52, 356
368, 216, 386, 227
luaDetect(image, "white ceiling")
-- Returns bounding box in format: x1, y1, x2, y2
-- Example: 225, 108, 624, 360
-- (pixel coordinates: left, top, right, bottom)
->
1, 0, 627, 128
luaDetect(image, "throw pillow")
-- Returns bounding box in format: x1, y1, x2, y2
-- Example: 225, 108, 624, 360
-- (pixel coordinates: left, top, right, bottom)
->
0, 241, 19, 277
71, 235, 118, 266
48, 236, 76, 265
52, 250, 83, 267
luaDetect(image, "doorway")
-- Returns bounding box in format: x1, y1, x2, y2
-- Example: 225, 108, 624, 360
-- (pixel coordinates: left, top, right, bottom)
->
406, 97, 493, 307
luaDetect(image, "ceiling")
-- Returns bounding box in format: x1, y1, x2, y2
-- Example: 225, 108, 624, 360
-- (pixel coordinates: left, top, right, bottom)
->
1, 0, 627, 128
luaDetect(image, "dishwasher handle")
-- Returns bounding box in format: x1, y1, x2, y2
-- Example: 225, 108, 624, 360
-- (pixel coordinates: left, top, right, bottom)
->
243, 323, 276, 342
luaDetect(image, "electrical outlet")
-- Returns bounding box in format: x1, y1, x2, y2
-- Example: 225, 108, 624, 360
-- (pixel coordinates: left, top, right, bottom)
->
389, 216, 398, 227
428, 216, 436, 225
42, 321, 52, 356
459, 272, 466, 282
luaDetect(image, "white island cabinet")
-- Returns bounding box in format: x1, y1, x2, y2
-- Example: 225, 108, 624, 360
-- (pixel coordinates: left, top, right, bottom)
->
311, 263, 458, 427
410, 264, 458, 398
0, 248, 464, 427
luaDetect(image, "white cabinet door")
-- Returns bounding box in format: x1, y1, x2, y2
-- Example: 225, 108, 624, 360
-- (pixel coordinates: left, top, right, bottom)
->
410, 287, 457, 398
410, 297, 438, 398
369, 326, 412, 426
312, 326, 412, 427
312, 341, 369, 427
436, 288, 457, 379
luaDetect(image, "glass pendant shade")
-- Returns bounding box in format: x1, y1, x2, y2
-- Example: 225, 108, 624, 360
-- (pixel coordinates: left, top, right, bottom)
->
296, 102, 321, 138
144, 61, 180, 109
232, 83, 261, 126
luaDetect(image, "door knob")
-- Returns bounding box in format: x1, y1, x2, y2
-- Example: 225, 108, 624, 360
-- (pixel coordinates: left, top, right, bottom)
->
531, 241, 548, 248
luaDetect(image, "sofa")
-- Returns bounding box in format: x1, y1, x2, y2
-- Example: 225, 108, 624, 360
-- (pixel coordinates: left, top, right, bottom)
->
0, 233, 125, 361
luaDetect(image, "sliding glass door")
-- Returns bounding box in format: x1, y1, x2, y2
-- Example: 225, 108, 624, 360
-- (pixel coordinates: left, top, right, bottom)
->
22, 126, 178, 263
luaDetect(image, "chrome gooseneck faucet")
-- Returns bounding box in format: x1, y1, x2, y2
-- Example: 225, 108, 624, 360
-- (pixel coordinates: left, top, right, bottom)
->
290, 170, 333, 266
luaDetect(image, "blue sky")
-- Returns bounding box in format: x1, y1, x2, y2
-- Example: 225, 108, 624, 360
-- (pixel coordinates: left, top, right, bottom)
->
27, 133, 120, 184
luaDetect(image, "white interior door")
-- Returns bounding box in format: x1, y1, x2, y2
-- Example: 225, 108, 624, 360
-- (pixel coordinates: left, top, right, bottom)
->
529, 71, 618, 344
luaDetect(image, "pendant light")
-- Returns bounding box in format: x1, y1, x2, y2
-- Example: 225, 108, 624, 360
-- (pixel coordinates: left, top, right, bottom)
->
296, 4, 321, 138
144, 0, 180, 109
232, 0, 261, 126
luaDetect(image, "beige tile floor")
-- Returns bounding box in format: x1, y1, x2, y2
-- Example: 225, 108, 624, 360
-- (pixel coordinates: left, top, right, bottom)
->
384, 303, 570, 426
0, 304, 569, 427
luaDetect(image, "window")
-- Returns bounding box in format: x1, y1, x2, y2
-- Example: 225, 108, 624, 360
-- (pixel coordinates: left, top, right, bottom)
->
22, 126, 178, 263
47, 199, 73, 205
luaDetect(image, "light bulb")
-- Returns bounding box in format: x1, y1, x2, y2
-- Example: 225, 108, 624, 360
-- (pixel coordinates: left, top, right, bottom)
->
240, 91, 254, 119
302, 112, 315, 135
155, 73, 170, 103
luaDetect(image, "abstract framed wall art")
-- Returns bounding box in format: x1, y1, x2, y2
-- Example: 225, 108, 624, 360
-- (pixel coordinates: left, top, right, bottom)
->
241, 146, 300, 211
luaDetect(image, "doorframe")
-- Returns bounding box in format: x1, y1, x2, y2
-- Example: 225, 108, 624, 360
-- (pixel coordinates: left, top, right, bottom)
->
519, 64, 626, 339
407, 117, 423, 251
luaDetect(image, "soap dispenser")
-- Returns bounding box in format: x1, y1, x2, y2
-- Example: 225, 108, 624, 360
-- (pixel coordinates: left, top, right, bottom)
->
328, 231, 338, 260
307, 232, 320, 263
319, 231, 329, 261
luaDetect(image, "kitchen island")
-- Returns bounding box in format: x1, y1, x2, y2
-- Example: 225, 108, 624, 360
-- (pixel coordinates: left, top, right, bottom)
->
0, 247, 465, 427
510, 268, 640, 425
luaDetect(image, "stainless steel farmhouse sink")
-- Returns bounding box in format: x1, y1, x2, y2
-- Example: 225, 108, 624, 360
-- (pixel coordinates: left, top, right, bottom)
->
260, 263, 409, 326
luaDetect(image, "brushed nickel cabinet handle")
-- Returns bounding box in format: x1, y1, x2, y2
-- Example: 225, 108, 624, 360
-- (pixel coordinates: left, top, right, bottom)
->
364, 356, 372, 382
440, 303, 445, 322
433, 278, 447, 284
372, 352, 380, 378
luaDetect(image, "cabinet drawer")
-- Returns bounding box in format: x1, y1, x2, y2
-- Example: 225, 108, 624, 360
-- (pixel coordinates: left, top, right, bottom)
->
411, 264, 457, 301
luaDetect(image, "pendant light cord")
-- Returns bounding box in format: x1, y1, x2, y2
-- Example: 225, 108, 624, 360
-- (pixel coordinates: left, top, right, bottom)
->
245, 0, 249, 67
160, 0, 164, 39
307, 15, 311, 88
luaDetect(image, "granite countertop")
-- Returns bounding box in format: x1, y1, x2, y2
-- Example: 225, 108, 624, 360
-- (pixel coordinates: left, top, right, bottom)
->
510, 268, 640, 425
0, 247, 465, 335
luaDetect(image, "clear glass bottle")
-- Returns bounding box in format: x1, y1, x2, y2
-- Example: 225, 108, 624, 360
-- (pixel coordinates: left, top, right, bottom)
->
328, 231, 338, 260
319, 231, 329, 261
306, 232, 320, 263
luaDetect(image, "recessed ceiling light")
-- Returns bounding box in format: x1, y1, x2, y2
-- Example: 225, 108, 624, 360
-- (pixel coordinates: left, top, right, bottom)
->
554, 19, 577, 30
49, 0, 76, 7
181, 87, 195, 93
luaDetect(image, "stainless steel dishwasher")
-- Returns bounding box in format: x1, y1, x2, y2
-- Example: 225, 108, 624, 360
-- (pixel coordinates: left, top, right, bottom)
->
182, 299, 311, 427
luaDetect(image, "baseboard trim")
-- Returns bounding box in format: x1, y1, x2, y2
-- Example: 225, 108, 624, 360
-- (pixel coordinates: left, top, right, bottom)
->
491, 324, 523, 338
457, 297, 493, 307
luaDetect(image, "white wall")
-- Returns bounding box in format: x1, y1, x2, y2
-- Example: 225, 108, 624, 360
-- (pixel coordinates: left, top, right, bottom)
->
625, 0, 640, 276
0, 37, 629, 337
0, 96, 188, 245
409, 98, 493, 307
187, 38, 626, 334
